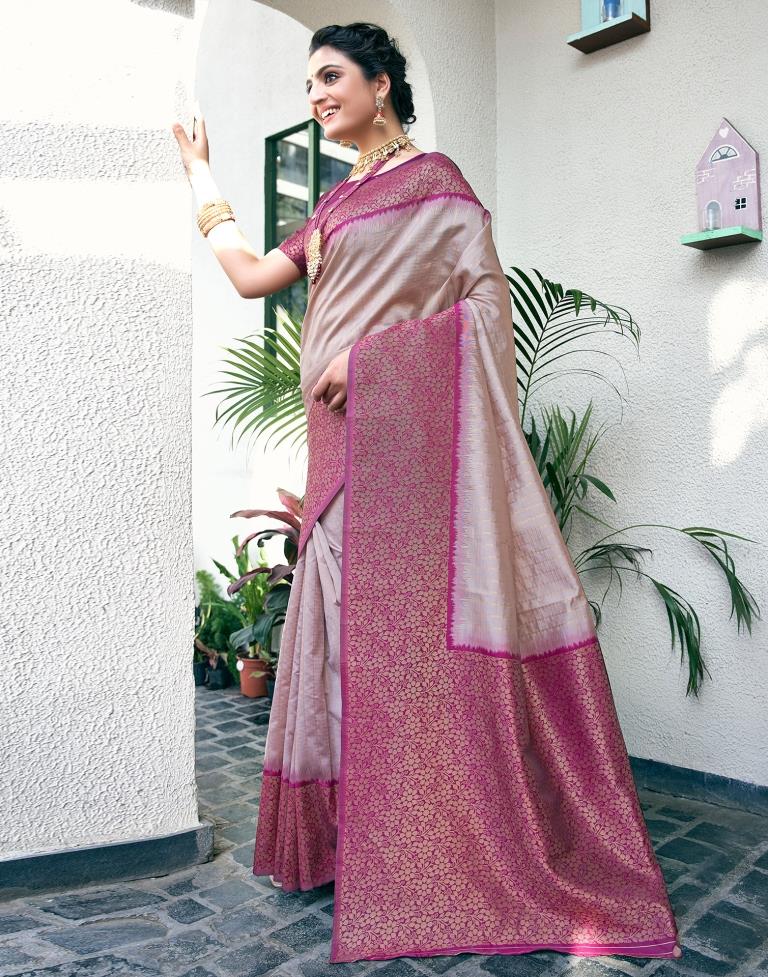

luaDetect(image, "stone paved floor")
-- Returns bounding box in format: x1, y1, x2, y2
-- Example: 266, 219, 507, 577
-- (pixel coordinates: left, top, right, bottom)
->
2, 685, 768, 977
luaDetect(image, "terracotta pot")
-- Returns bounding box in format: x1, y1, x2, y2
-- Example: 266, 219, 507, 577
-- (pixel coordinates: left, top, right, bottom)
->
237, 655, 272, 698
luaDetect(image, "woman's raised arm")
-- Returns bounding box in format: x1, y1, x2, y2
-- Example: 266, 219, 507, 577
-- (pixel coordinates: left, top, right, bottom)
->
172, 112, 301, 299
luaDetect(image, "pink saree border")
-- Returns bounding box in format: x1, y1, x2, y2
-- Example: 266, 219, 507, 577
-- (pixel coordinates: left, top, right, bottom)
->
447, 300, 601, 662
297, 473, 344, 560
262, 767, 339, 789
331, 307, 679, 962
325, 192, 488, 246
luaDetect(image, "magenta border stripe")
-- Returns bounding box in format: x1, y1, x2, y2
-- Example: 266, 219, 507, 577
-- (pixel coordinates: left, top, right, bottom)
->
297, 473, 345, 559
334, 936, 680, 962
446, 299, 463, 651
330, 333, 360, 961
261, 767, 338, 788
326, 192, 484, 245
445, 298, 600, 666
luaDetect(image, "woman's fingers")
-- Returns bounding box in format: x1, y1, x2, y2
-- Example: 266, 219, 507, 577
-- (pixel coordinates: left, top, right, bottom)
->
171, 122, 190, 148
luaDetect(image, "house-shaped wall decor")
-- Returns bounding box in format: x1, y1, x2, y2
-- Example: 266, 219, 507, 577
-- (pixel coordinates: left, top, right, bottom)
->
680, 118, 763, 251
566, 0, 651, 54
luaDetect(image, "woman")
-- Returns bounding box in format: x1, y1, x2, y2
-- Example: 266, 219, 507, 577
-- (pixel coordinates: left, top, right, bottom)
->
174, 21, 682, 967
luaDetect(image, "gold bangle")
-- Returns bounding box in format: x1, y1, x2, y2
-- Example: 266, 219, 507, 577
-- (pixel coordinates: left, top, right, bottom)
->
200, 214, 235, 237
196, 199, 234, 229
196, 204, 233, 227
197, 211, 234, 234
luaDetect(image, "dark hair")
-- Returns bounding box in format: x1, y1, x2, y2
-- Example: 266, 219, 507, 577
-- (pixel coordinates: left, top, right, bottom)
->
308, 22, 416, 128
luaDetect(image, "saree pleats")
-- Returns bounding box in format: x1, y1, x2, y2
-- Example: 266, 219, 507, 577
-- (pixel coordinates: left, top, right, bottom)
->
252, 488, 343, 891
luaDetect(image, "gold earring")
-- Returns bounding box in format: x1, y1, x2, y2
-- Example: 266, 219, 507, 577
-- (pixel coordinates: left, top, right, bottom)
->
373, 94, 386, 126
339, 139, 353, 148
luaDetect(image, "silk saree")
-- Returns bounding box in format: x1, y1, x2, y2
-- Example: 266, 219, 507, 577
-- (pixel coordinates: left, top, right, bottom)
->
252, 152, 680, 964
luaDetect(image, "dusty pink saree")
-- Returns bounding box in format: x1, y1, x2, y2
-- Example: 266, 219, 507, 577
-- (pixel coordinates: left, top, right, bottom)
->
253, 152, 680, 963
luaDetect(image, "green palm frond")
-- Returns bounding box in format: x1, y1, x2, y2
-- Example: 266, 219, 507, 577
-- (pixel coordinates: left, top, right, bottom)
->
202, 303, 307, 457
506, 266, 640, 427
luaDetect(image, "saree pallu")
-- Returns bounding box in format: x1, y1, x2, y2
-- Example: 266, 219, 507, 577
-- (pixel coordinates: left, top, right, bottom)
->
252, 153, 680, 964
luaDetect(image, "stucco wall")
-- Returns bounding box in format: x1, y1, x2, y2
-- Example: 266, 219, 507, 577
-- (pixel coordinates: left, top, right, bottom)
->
496, 0, 767, 785
0, 0, 202, 860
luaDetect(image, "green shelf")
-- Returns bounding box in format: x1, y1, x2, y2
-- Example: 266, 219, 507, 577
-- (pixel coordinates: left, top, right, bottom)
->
680, 227, 763, 251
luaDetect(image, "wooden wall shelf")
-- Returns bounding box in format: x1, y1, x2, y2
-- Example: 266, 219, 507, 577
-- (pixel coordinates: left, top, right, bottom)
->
567, 1, 650, 53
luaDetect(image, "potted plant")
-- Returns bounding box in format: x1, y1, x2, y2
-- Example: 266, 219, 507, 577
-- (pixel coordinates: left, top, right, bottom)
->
194, 569, 243, 688
227, 487, 304, 701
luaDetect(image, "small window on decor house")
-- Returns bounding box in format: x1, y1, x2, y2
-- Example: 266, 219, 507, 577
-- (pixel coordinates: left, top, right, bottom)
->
264, 121, 356, 342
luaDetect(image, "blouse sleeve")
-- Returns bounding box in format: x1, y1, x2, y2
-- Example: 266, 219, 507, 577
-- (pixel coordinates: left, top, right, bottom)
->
277, 219, 308, 277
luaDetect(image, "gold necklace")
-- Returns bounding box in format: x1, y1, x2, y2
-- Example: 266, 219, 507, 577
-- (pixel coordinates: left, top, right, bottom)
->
348, 133, 416, 177
306, 134, 416, 283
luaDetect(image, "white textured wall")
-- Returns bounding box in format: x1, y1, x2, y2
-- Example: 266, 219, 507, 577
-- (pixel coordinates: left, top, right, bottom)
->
496, 0, 767, 785
0, 0, 202, 860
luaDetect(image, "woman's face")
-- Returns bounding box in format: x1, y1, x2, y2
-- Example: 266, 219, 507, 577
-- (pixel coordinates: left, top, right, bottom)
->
305, 45, 388, 143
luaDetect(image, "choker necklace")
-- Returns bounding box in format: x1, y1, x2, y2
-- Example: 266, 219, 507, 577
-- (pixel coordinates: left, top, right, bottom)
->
306, 134, 417, 283
348, 133, 416, 177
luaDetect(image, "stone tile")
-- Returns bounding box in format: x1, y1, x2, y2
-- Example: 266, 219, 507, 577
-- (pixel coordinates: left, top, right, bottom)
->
9, 953, 163, 976
0, 945, 37, 966
210, 904, 275, 940
214, 939, 292, 976
227, 745, 262, 761
195, 753, 229, 772
211, 720, 251, 733
220, 821, 259, 845
298, 958, 364, 977
655, 807, 698, 823
553, 958, 629, 976
708, 897, 765, 929
37, 918, 168, 953
259, 884, 335, 914
230, 843, 258, 869
217, 801, 259, 823
727, 868, 768, 917
684, 820, 757, 852
165, 898, 215, 923
478, 950, 557, 975
694, 849, 746, 887
162, 877, 198, 897
656, 856, 690, 886
32, 888, 167, 920
644, 818, 681, 843
195, 770, 235, 789
685, 910, 764, 962
371, 961, 425, 976
668, 881, 707, 917
125, 929, 222, 969
270, 913, 333, 952
418, 950, 476, 971
219, 734, 254, 749
0, 913, 47, 935
198, 879, 262, 909
655, 836, 722, 865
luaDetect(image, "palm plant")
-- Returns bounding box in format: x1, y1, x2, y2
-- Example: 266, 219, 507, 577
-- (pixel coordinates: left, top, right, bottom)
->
203, 303, 306, 457
509, 266, 760, 696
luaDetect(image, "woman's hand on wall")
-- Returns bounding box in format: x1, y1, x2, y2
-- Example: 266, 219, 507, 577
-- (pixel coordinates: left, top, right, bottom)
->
311, 347, 352, 413
172, 103, 210, 181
